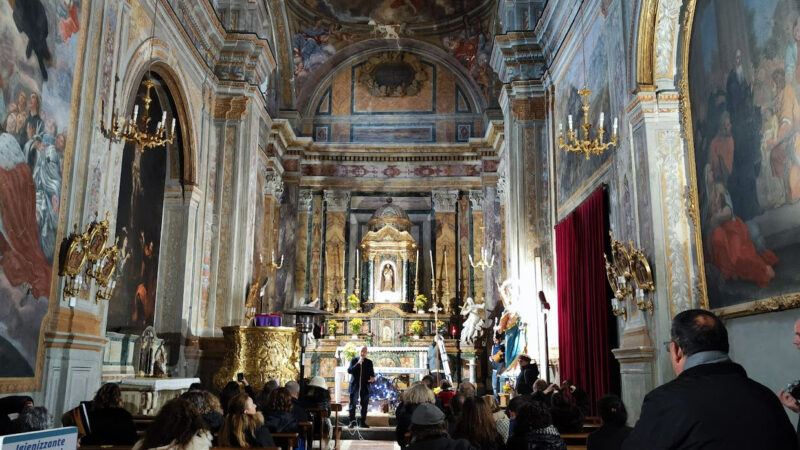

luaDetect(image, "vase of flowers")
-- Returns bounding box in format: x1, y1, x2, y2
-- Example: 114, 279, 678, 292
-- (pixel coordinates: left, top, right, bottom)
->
349, 318, 363, 339
342, 343, 357, 364
410, 320, 424, 339
436, 320, 446, 335
414, 294, 427, 313
347, 294, 360, 313
327, 320, 339, 338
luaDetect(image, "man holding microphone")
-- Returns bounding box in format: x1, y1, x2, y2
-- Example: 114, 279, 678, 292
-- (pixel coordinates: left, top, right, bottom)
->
348, 346, 375, 428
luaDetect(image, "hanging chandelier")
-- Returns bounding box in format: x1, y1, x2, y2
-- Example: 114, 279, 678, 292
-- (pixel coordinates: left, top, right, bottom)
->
557, 87, 617, 159
99, 0, 175, 150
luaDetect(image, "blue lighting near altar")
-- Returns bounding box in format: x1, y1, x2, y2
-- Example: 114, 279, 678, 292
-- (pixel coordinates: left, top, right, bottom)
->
369, 373, 399, 406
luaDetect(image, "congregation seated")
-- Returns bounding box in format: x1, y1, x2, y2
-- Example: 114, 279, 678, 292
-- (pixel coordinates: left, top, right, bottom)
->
530, 379, 556, 405
420, 375, 444, 410
457, 381, 476, 399
180, 391, 224, 435
395, 383, 436, 447
82, 383, 138, 446
451, 397, 504, 450
299, 376, 331, 440
284, 381, 310, 424
406, 403, 475, 450
10, 406, 51, 434
220, 379, 256, 416
481, 395, 509, 443
255, 380, 279, 411
505, 399, 566, 450
219, 393, 275, 448
133, 397, 212, 450
0, 396, 34, 435
261, 388, 299, 434
445, 393, 466, 435
437, 380, 456, 407
587, 394, 631, 450
561, 381, 591, 417
549, 391, 584, 434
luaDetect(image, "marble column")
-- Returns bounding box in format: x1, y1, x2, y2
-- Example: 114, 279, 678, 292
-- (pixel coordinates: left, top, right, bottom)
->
323, 191, 350, 312
262, 171, 284, 310
432, 190, 458, 315
276, 182, 299, 311
468, 191, 485, 302
295, 190, 312, 301
308, 194, 324, 302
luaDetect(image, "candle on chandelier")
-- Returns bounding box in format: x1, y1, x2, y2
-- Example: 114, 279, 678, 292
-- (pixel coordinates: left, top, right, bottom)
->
568, 115, 573, 131
599, 112, 604, 130
171, 118, 176, 134
613, 117, 618, 136
161, 110, 167, 124
558, 122, 563, 135
133, 105, 139, 122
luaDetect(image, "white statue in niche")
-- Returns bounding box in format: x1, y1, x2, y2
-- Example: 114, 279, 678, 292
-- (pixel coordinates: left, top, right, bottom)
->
380, 264, 395, 291
460, 297, 485, 346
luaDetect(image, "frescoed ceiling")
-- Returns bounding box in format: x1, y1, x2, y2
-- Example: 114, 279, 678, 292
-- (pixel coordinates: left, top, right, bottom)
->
289, 0, 493, 27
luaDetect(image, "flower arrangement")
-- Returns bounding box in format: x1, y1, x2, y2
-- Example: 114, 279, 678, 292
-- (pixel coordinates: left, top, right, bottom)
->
414, 294, 427, 311
436, 320, 445, 331
327, 320, 339, 335
349, 318, 363, 335
347, 294, 360, 310
410, 320, 424, 336
342, 343, 357, 361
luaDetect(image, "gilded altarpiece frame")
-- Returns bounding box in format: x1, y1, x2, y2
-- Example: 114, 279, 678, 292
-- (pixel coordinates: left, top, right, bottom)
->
679, 0, 800, 317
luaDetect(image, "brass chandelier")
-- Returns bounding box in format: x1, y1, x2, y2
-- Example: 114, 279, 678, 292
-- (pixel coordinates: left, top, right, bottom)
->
100, 0, 175, 150
558, 87, 617, 159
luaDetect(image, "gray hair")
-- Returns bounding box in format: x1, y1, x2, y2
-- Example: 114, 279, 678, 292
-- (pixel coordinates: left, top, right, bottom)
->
15, 406, 51, 432
285, 381, 300, 396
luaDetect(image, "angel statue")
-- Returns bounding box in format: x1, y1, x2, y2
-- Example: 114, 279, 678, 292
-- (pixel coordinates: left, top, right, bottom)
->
497, 279, 525, 367
460, 297, 486, 346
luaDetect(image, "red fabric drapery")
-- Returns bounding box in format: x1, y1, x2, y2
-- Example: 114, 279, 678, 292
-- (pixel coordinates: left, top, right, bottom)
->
555, 187, 610, 413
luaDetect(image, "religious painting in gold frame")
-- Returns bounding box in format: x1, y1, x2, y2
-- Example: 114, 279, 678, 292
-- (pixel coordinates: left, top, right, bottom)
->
679, 0, 800, 317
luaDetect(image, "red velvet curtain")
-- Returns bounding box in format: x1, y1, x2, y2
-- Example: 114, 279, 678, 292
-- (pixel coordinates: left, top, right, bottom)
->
555, 188, 610, 413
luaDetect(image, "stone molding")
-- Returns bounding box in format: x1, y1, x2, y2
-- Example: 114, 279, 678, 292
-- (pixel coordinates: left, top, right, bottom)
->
298, 190, 313, 211
324, 190, 350, 212
432, 190, 459, 213
213, 96, 250, 120
263, 170, 284, 201
468, 191, 484, 211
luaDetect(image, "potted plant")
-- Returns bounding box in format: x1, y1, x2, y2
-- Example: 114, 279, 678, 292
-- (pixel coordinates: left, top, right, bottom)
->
327, 319, 339, 338
349, 318, 363, 338
414, 294, 427, 313
410, 320, 424, 339
342, 343, 357, 364
347, 294, 360, 313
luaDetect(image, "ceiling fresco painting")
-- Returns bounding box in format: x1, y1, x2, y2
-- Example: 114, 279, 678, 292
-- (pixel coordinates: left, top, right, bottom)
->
293, 0, 490, 25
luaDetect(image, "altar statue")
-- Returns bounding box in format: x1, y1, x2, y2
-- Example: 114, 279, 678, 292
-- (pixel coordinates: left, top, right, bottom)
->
498, 279, 525, 367
380, 264, 395, 291
460, 297, 485, 345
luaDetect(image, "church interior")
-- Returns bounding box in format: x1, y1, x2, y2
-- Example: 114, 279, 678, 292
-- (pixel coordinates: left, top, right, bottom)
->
3, 0, 800, 448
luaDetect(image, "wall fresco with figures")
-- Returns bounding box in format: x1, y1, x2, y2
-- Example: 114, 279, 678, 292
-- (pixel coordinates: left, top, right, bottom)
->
0, 0, 81, 379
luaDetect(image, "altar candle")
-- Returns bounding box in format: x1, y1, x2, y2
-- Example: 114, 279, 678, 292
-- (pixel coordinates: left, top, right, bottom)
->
356, 249, 360, 278
415, 249, 419, 283
430, 250, 435, 280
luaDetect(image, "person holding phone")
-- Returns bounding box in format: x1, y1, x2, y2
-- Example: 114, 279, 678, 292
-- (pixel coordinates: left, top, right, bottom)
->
347, 346, 375, 428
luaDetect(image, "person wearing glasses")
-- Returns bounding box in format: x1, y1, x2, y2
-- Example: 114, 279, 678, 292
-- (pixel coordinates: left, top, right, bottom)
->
624, 309, 796, 449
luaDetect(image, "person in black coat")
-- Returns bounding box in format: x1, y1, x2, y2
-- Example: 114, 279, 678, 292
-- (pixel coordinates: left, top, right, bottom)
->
395, 383, 437, 447
285, 381, 311, 424
261, 388, 299, 434
587, 394, 631, 450
0, 396, 33, 436
82, 383, 138, 446
550, 391, 584, 434
347, 346, 375, 427
516, 354, 539, 396
407, 403, 476, 450
624, 309, 798, 449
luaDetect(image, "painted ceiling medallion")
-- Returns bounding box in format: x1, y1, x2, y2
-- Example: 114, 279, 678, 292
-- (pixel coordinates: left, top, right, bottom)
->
358, 52, 428, 97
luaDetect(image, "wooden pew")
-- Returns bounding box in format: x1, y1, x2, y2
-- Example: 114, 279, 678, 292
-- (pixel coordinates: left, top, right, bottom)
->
330, 403, 342, 450
561, 432, 590, 446
271, 432, 299, 450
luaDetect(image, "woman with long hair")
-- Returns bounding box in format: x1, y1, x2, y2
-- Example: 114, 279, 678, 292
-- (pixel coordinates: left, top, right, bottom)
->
133, 398, 212, 450
218, 393, 275, 447
395, 382, 436, 447
82, 383, 138, 445
261, 387, 299, 433
452, 397, 504, 450
482, 394, 510, 443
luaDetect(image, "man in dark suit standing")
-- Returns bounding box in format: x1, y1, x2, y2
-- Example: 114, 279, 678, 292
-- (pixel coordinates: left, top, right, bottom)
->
347, 346, 375, 428
624, 309, 797, 449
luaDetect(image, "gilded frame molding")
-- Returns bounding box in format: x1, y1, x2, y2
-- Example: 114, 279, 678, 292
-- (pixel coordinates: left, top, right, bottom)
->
677, 0, 800, 318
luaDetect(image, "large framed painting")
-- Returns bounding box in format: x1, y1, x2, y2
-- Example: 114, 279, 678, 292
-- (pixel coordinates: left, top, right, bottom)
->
0, 0, 87, 390
683, 0, 800, 316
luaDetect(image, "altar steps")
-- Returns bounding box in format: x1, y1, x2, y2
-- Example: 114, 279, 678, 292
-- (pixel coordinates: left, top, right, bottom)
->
336, 412, 397, 441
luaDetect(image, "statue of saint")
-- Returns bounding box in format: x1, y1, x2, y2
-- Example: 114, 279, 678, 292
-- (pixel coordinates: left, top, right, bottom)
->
380, 264, 395, 291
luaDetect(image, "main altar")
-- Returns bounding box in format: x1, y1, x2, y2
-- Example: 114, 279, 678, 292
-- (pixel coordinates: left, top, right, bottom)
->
305, 199, 485, 402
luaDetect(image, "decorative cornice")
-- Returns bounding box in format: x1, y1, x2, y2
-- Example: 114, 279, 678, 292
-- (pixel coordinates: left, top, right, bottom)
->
432, 190, 459, 213
214, 96, 250, 120
490, 32, 546, 84
468, 191, 484, 211
511, 96, 547, 120
324, 190, 351, 212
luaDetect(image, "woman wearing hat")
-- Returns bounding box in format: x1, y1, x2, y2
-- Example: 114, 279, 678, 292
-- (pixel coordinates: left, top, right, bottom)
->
301, 376, 332, 442
407, 403, 476, 450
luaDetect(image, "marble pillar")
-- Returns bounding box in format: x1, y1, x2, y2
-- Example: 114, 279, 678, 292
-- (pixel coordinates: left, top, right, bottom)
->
432, 191, 458, 315
308, 194, 324, 302
262, 171, 284, 310
468, 191, 486, 303
323, 191, 350, 311
276, 182, 299, 311
295, 190, 312, 301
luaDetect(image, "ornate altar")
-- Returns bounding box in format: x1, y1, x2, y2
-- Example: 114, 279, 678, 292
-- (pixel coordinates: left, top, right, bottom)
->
213, 326, 300, 391
357, 199, 419, 306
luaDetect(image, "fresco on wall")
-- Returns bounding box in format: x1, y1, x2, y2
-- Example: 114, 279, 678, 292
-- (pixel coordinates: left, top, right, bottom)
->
688, 0, 800, 309
0, 0, 80, 379
294, 0, 485, 25
554, 16, 614, 209
107, 81, 169, 333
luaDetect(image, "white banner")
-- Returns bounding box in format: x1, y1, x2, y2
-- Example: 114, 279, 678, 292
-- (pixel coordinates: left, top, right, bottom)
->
0, 427, 78, 450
